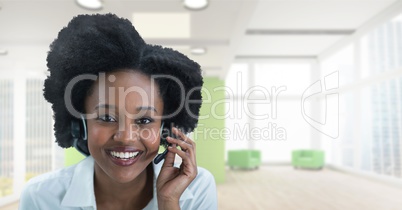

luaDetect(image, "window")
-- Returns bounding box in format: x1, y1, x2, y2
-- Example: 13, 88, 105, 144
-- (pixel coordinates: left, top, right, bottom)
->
0, 80, 14, 198
25, 79, 63, 180
321, 12, 402, 179
253, 63, 312, 162
0, 76, 64, 200
225, 64, 249, 161
225, 62, 313, 162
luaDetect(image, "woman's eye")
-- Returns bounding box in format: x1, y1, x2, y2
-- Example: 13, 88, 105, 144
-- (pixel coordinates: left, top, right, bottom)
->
135, 118, 153, 125
98, 115, 116, 122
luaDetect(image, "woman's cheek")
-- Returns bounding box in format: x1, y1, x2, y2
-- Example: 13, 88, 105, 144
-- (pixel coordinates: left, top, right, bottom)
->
87, 123, 111, 149
140, 128, 160, 149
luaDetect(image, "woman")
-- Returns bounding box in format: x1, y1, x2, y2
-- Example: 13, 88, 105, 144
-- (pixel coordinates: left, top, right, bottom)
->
19, 13, 217, 210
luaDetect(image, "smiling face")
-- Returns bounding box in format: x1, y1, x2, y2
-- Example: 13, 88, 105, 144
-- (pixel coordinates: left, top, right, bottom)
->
85, 70, 164, 184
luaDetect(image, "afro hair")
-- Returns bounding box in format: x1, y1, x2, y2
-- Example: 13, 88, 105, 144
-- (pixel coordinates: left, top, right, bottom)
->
43, 13, 203, 148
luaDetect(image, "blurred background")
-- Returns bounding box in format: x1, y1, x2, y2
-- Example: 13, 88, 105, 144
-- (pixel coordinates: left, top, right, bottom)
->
1, 0, 402, 209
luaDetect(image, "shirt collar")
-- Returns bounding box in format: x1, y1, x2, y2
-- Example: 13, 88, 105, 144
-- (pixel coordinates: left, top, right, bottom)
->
61, 156, 194, 209
61, 156, 96, 208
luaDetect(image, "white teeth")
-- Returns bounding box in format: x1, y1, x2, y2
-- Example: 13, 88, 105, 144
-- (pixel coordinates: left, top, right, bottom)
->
110, 151, 140, 159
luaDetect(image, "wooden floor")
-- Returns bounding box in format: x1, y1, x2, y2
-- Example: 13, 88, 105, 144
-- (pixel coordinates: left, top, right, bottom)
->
3, 166, 402, 210
217, 166, 402, 210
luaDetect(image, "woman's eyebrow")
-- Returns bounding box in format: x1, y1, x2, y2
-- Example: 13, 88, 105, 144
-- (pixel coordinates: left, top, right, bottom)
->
95, 104, 157, 113
95, 104, 116, 110
137, 106, 157, 113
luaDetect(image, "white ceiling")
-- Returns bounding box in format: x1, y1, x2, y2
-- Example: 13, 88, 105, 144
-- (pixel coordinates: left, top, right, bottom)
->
0, 0, 399, 78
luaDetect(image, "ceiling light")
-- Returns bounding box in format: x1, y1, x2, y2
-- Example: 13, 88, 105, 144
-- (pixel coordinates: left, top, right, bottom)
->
75, 0, 103, 11
0, 49, 8, 55
183, 0, 208, 10
191, 47, 206, 55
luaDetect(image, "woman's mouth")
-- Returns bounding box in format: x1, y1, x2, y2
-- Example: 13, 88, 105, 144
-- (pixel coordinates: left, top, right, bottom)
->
107, 150, 143, 166
110, 151, 141, 159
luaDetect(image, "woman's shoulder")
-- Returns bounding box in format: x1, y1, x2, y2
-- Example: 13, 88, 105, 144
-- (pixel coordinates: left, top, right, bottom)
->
187, 166, 216, 191
19, 164, 79, 209
22, 164, 76, 194
185, 166, 218, 209
194, 167, 215, 184
24, 155, 96, 193
20, 157, 96, 209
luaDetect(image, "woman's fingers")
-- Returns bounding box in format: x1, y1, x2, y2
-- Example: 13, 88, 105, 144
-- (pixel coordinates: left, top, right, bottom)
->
166, 143, 197, 180
167, 138, 195, 163
166, 127, 197, 166
157, 127, 198, 200
161, 143, 176, 167
172, 128, 194, 145
167, 145, 187, 159
171, 128, 196, 150
167, 136, 193, 153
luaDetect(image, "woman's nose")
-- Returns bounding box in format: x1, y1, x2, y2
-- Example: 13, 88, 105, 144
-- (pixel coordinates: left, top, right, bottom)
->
113, 124, 139, 142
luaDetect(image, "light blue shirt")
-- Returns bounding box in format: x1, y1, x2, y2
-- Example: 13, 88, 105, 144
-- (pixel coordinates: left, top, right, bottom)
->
19, 156, 217, 210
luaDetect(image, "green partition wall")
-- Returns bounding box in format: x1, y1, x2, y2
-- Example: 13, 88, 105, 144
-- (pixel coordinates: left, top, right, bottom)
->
64, 147, 85, 167
195, 77, 225, 184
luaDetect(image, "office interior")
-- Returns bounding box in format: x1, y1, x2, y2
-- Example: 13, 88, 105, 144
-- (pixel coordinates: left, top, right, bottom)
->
1, 0, 402, 209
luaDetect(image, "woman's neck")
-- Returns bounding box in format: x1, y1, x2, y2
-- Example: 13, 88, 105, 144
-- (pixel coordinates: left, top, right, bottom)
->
94, 164, 154, 210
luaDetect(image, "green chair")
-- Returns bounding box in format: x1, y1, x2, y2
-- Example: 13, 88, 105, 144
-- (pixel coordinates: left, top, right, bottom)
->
228, 150, 261, 169
292, 149, 324, 169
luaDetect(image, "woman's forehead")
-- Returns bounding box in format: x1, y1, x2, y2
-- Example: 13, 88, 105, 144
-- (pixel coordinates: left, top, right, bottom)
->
86, 70, 163, 110
95, 70, 156, 92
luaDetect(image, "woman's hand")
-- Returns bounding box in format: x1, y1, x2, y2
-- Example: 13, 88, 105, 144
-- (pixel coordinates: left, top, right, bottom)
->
156, 127, 198, 210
